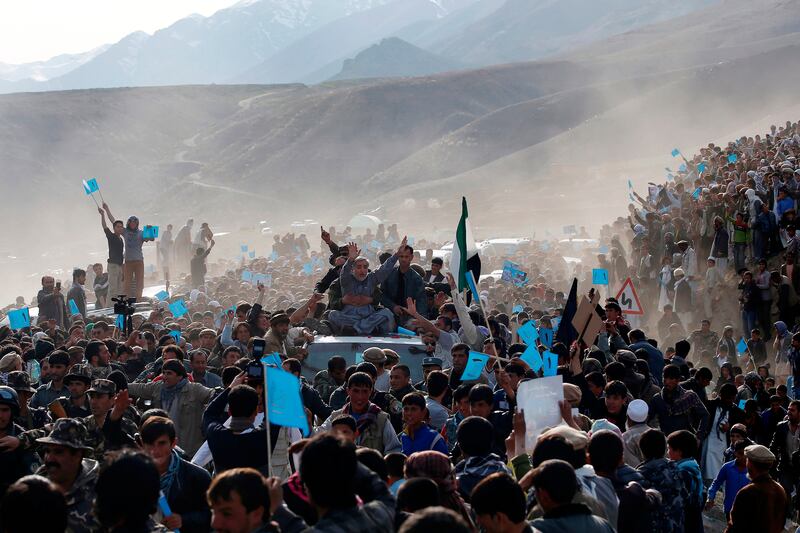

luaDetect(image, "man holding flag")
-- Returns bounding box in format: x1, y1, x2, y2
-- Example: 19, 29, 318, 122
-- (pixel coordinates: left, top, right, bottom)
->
99, 203, 125, 302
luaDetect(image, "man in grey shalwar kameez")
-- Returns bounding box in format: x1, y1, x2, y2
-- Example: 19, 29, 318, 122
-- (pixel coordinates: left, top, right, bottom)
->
329, 237, 407, 335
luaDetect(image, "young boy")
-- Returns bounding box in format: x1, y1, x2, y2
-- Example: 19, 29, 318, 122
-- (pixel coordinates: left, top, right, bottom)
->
399, 393, 447, 455
706, 440, 751, 520
331, 414, 357, 443
667, 430, 704, 533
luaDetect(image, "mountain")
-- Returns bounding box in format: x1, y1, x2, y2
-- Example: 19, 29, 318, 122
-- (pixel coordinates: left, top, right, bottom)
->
3, 0, 397, 92
0, 45, 110, 82
232, 0, 477, 84
428, 0, 721, 66
329, 38, 460, 81
2, 0, 800, 246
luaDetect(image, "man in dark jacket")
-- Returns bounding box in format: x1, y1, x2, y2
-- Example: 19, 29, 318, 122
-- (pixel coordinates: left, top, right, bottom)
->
768, 399, 800, 507
379, 244, 428, 327
37, 275, 67, 329
141, 416, 211, 533
727, 444, 788, 533
649, 365, 709, 440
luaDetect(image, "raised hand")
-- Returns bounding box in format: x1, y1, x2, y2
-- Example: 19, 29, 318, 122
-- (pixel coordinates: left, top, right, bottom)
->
396, 235, 408, 255
404, 297, 418, 317
346, 241, 359, 259
320, 226, 331, 244
446, 272, 457, 291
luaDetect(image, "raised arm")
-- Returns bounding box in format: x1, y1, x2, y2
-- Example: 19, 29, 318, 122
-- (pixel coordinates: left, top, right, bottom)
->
403, 297, 440, 338
102, 202, 116, 225
99, 207, 109, 230
289, 292, 324, 325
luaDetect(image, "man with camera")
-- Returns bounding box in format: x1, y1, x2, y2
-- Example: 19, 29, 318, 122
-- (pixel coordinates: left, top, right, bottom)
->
36, 276, 67, 329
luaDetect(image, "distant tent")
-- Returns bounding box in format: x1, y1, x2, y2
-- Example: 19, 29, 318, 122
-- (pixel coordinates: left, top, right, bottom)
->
348, 214, 382, 231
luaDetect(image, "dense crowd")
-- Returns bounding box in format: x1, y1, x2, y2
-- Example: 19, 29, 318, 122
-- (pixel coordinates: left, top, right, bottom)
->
3, 121, 800, 532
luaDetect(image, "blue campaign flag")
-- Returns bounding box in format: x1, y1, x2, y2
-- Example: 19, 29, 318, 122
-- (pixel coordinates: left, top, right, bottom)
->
8, 308, 30, 330
397, 326, 416, 336
241, 245, 248, 252
302, 263, 313, 275
248, 251, 256, 259
83, 178, 99, 195
542, 350, 558, 377
539, 327, 554, 348
68, 299, 80, 315
168, 330, 181, 343
736, 337, 748, 355
261, 353, 282, 367
241, 271, 253, 282
592, 268, 609, 285
266, 366, 310, 436
627, 179, 633, 189
692, 187, 701, 199
169, 300, 188, 318
270, 251, 278, 261
728, 153, 738, 163
142, 226, 159, 239
517, 320, 540, 346
408, 236, 415, 245
738, 399, 747, 410
158, 491, 174, 519
115, 314, 125, 329
698, 162, 707, 174
679, 163, 687, 172
512, 304, 524, 313
461, 352, 490, 381
521, 346, 543, 373
599, 245, 609, 254
154, 290, 169, 301
671, 148, 680, 157
466, 270, 480, 300
667, 173, 675, 181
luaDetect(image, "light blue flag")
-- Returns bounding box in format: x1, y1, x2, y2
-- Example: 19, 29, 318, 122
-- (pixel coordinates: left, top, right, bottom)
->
115, 314, 125, 329
667, 173, 674, 181
679, 163, 687, 172
738, 399, 747, 410
83, 178, 99, 195
512, 304, 523, 313
68, 299, 80, 315
303, 263, 313, 275
241, 245, 248, 252
552, 316, 561, 330
629, 193, 635, 202
397, 326, 416, 336
542, 350, 558, 377
736, 337, 748, 355
168, 330, 181, 342
249, 251, 256, 259
408, 237, 415, 245
627, 179, 633, 189
539, 327, 554, 348
728, 153, 738, 163
8, 308, 30, 330
671, 148, 680, 157
698, 162, 707, 174
370, 240, 382, 250
261, 353, 282, 367
592, 268, 609, 285
169, 300, 188, 318
142, 226, 159, 239
461, 352, 490, 381
154, 290, 169, 301
599, 245, 609, 254
265, 366, 309, 436
355, 350, 364, 364
520, 346, 543, 373
517, 321, 540, 346
158, 491, 174, 521
692, 187, 701, 199
270, 251, 278, 261
241, 271, 253, 282
466, 271, 480, 299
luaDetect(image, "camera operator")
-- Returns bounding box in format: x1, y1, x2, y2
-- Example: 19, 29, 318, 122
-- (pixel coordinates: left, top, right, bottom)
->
37, 276, 67, 329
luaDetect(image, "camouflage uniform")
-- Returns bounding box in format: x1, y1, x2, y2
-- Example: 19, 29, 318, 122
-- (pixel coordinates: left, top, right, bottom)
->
6, 371, 51, 429
313, 369, 340, 404
637, 457, 689, 533
34, 418, 99, 533
61, 364, 93, 418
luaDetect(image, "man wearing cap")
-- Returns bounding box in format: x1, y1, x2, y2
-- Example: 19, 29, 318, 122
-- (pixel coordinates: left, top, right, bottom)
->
59, 364, 93, 418
6, 371, 50, 430
29, 350, 70, 409
35, 418, 99, 533
363, 347, 390, 392
622, 399, 650, 466
726, 444, 787, 532
264, 313, 307, 360
414, 356, 443, 392
0, 385, 36, 491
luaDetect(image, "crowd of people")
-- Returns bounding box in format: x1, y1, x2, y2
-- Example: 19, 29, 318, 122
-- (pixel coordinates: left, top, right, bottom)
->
3, 121, 800, 532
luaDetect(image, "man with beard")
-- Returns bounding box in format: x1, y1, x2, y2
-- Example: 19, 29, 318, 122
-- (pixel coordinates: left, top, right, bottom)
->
34, 418, 99, 533
328, 238, 407, 335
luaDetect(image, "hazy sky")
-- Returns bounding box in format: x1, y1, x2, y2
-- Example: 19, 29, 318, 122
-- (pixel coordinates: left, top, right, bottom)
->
0, 0, 239, 64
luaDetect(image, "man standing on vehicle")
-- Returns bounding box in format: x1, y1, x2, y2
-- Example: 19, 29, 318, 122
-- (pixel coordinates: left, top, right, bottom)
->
99, 206, 124, 301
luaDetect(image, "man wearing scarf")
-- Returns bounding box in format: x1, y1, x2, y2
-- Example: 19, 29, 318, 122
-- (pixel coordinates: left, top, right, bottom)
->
128, 359, 215, 455
319, 372, 401, 454
140, 416, 211, 533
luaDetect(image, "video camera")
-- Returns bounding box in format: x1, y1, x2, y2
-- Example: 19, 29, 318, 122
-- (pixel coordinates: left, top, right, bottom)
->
112, 295, 136, 317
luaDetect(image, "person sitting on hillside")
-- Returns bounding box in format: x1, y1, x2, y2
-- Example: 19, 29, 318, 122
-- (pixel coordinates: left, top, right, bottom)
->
328, 237, 407, 336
